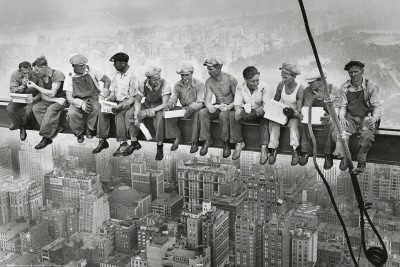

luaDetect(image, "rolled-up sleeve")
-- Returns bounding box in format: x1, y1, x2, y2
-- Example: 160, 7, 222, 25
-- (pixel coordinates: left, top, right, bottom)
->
129, 75, 140, 97
195, 83, 205, 103
169, 83, 180, 105
233, 86, 244, 107
63, 75, 73, 92
339, 84, 348, 108
137, 82, 145, 97
10, 71, 21, 92
161, 81, 172, 96
330, 85, 341, 109
368, 82, 381, 108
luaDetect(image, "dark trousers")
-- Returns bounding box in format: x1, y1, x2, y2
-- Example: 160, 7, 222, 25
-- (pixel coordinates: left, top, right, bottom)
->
228, 112, 270, 145
32, 100, 68, 139
332, 113, 376, 162
126, 104, 165, 142
6, 102, 34, 129
300, 123, 334, 155
97, 108, 129, 142
67, 100, 101, 136
199, 108, 232, 142
165, 107, 200, 142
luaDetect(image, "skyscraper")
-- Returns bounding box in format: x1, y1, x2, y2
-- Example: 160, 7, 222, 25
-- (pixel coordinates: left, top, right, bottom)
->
19, 144, 53, 185
0, 144, 13, 180
131, 160, 164, 200
79, 189, 110, 234
290, 228, 318, 267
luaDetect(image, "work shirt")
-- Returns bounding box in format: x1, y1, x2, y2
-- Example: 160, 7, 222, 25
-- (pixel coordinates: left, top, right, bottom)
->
302, 83, 340, 109
64, 67, 104, 92
137, 78, 171, 98
9, 70, 38, 95
234, 80, 271, 110
38, 67, 65, 98
169, 78, 205, 107
110, 67, 140, 102
339, 78, 382, 120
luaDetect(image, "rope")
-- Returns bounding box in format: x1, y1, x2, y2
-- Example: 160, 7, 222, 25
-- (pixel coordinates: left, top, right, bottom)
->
297, 0, 387, 266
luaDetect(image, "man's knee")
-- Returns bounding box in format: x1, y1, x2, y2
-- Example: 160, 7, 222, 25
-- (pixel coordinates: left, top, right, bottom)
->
219, 111, 229, 121
199, 108, 209, 118
228, 111, 236, 121
6, 103, 17, 113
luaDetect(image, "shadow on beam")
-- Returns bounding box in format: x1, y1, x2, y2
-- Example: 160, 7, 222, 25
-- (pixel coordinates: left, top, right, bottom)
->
0, 101, 399, 165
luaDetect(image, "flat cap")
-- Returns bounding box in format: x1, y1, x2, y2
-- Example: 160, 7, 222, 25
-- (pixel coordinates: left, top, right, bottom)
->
145, 66, 162, 78
280, 63, 301, 76
70, 54, 88, 65
203, 57, 223, 67
305, 69, 326, 82
344, 60, 365, 71
176, 62, 194, 74
110, 52, 129, 63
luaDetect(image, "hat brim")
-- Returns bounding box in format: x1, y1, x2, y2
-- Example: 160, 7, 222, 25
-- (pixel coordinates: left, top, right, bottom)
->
177, 71, 192, 75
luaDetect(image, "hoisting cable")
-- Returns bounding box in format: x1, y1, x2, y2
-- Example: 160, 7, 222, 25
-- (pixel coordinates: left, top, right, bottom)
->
297, 0, 388, 266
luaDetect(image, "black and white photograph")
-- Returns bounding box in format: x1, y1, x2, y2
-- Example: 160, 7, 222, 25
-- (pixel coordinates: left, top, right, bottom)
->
0, 0, 399, 266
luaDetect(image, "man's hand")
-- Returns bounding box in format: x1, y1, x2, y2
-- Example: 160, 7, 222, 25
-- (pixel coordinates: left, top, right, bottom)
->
243, 109, 258, 121
218, 103, 228, 112
120, 102, 131, 110
106, 95, 117, 102
55, 98, 66, 106
163, 102, 174, 111
184, 106, 195, 118
366, 118, 376, 130
283, 107, 295, 118
82, 102, 87, 112
339, 117, 348, 129
27, 81, 37, 89
22, 77, 29, 85
320, 114, 332, 125
208, 105, 217, 113
298, 112, 304, 121
138, 108, 156, 119
323, 94, 334, 103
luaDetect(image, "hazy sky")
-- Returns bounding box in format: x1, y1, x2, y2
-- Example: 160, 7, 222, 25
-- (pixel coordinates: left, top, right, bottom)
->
0, 0, 399, 35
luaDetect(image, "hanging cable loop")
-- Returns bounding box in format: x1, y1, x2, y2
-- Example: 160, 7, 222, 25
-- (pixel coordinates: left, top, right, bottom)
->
297, 0, 388, 266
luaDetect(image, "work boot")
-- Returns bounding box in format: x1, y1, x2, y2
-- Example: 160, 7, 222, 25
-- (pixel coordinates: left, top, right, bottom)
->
268, 148, 277, 165
35, 137, 52, 150
155, 145, 164, 161
299, 151, 312, 166
223, 141, 231, 158
171, 136, 182, 151
92, 139, 109, 154
190, 142, 199, 154
122, 141, 141, 156
323, 154, 334, 170
86, 129, 94, 139
291, 147, 300, 166
259, 145, 269, 165
339, 157, 348, 171
113, 142, 128, 157
20, 127, 27, 141
355, 162, 367, 173
232, 142, 245, 160
200, 140, 213, 156
76, 132, 85, 144
9, 124, 18, 130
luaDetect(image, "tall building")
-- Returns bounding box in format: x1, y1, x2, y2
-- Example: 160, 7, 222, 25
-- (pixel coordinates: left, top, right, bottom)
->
28, 181, 43, 221
146, 236, 176, 267
202, 209, 230, 267
0, 144, 13, 180
211, 192, 245, 264
0, 220, 29, 252
0, 179, 33, 224
186, 210, 203, 249
151, 193, 184, 217
263, 211, 292, 267
20, 221, 51, 253
239, 151, 258, 180
235, 214, 257, 267
115, 219, 137, 255
131, 160, 164, 200
177, 159, 238, 208
39, 207, 68, 239
109, 185, 151, 220
44, 168, 99, 208
79, 189, 110, 234
19, 144, 53, 185
163, 245, 211, 267
315, 158, 340, 184
290, 228, 318, 267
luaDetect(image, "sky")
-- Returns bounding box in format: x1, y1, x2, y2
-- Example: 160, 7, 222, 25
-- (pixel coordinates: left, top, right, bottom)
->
0, 0, 399, 37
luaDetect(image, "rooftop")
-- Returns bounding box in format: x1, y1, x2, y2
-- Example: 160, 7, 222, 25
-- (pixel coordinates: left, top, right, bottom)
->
109, 185, 149, 206
152, 193, 183, 206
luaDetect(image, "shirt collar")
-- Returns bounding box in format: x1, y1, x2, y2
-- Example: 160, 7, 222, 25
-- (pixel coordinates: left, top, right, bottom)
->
344, 78, 366, 90
242, 81, 262, 93
116, 66, 132, 77
43, 67, 53, 78
178, 78, 198, 88
145, 79, 161, 91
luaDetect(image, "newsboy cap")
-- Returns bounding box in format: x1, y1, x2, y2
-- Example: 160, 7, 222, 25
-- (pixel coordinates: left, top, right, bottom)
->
176, 62, 194, 74
145, 66, 162, 78
203, 57, 223, 67
344, 60, 365, 71
305, 69, 326, 82
110, 52, 129, 63
70, 54, 88, 65
279, 63, 301, 76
